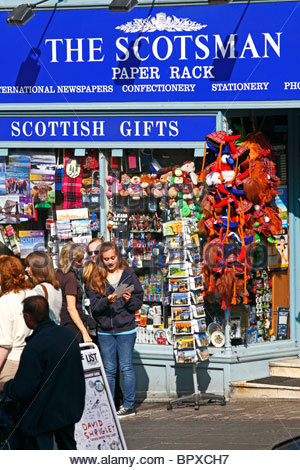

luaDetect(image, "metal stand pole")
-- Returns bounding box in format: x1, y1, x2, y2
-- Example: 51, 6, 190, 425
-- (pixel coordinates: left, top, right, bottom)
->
167, 362, 226, 411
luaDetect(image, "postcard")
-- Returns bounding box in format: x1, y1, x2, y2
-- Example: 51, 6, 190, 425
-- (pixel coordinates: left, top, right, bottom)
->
197, 347, 209, 362
169, 278, 189, 293
190, 275, 204, 291
56, 207, 89, 221
72, 234, 93, 245
192, 317, 207, 333
195, 333, 209, 348
163, 220, 183, 236
174, 321, 192, 334
6, 152, 30, 196
168, 263, 189, 278
171, 292, 190, 307
175, 335, 195, 350
56, 220, 72, 240
5, 170, 30, 196
176, 349, 197, 363
71, 219, 92, 235
165, 235, 184, 250
191, 291, 204, 304
167, 250, 186, 264
171, 306, 192, 321
192, 304, 205, 318
187, 248, 201, 264
190, 265, 203, 277
7, 152, 30, 171
30, 151, 56, 175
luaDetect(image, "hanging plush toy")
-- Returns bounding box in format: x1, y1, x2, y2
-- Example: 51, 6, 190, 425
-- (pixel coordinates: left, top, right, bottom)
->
105, 175, 122, 197
199, 130, 282, 310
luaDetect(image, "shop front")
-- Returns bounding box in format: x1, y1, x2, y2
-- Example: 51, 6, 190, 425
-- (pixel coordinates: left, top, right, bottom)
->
0, 1, 300, 399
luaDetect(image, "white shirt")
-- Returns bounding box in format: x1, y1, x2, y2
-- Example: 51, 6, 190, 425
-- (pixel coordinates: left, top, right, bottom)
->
0, 289, 35, 361
34, 283, 62, 324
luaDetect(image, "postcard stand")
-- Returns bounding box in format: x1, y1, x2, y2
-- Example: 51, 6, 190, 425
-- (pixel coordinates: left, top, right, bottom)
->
167, 362, 226, 410
165, 219, 226, 410
75, 343, 127, 450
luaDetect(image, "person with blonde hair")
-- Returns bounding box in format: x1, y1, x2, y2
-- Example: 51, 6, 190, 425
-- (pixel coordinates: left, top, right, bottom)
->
25, 251, 62, 324
56, 241, 93, 343
86, 241, 144, 418
82, 260, 96, 287
0, 255, 35, 384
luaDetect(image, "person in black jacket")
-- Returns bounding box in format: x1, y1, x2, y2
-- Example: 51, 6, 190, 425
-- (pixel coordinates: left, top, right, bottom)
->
2, 295, 85, 450
86, 242, 143, 419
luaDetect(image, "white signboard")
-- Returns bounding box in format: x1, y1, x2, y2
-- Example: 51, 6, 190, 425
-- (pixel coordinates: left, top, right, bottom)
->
75, 344, 127, 450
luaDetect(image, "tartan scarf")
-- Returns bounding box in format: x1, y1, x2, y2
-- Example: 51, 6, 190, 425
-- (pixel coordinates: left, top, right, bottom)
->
62, 154, 83, 209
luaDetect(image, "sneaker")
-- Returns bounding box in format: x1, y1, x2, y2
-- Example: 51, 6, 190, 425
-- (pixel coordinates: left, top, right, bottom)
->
117, 407, 136, 418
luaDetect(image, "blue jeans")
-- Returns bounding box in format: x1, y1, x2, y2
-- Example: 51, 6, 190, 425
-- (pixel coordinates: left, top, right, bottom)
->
98, 333, 136, 409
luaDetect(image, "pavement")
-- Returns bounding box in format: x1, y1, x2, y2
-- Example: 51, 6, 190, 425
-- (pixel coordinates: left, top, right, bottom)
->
120, 399, 300, 450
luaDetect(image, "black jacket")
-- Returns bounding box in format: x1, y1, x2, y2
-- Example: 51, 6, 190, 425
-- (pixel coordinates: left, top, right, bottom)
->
4, 320, 85, 437
87, 268, 144, 333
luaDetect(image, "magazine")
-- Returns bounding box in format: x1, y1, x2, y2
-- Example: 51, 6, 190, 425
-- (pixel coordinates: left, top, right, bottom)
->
19, 230, 45, 258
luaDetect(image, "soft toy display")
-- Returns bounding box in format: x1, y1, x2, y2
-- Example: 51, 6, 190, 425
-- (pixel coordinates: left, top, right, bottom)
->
105, 175, 122, 197
199, 130, 282, 311
156, 161, 204, 219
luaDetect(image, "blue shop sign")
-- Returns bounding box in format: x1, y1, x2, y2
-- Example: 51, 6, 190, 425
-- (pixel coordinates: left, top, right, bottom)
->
0, 116, 216, 141
1, 3, 299, 103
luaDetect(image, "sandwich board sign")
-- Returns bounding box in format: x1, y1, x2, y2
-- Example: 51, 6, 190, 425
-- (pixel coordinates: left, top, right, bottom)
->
75, 343, 127, 450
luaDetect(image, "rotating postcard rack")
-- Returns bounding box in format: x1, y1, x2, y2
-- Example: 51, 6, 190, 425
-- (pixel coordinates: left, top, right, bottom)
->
163, 219, 226, 410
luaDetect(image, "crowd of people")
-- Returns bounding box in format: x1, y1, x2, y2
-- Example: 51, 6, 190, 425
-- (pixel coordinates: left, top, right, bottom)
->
0, 238, 144, 449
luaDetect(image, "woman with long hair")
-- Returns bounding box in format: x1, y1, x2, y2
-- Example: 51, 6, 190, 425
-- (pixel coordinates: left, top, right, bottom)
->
25, 251, 62, 324
56, 241, 93, 343
0, 256, 34, 383
86, 241, 144, 418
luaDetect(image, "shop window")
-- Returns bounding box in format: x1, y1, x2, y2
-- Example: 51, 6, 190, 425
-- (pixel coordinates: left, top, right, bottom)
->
107, 116, 289, 359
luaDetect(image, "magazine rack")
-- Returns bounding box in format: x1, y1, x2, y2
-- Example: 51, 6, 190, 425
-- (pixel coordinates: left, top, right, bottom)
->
167, 362, 226, 411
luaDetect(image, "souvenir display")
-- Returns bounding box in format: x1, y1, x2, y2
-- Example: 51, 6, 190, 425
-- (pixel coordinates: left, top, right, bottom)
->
105, 153, 208, 344
0, 149, 101, 264
105, 134, 288, 349
198, 129, 284, 342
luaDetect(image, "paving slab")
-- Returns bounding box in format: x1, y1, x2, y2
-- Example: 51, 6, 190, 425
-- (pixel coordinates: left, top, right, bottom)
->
120, 399, 300, 450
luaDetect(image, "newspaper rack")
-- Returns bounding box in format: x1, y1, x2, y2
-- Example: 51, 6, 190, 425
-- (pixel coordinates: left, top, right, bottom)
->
75, 343, 127, 450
